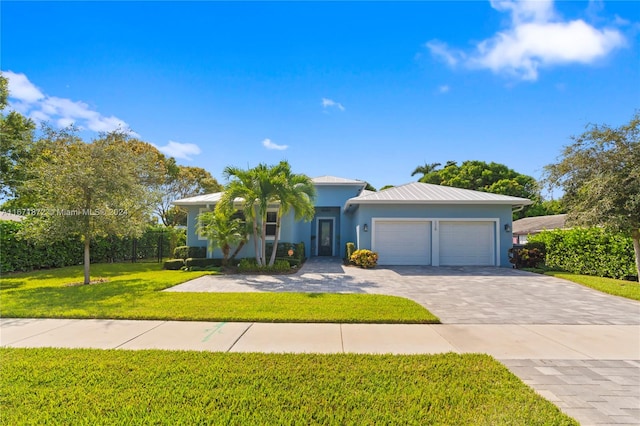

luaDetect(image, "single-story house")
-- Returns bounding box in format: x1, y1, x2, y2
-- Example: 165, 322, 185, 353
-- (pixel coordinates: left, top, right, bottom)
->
173, 175, 532, 267
512, 214, 567, 244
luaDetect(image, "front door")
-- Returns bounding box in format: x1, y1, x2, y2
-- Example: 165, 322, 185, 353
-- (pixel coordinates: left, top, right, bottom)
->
318, 219, 333, 256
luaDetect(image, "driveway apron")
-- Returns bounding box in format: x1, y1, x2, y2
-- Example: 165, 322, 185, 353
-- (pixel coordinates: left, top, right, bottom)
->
167, 257, 640, 325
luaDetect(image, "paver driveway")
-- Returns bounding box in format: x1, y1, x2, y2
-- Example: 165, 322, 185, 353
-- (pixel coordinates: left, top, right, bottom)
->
166, 257, 640, 325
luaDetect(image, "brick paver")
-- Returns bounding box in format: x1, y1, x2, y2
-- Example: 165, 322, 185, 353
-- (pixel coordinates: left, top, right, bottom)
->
167, 257, 640, 325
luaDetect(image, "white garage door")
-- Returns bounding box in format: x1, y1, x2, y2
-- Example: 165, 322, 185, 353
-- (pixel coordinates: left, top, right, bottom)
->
373, 220, 431, 265
439, 221, 495, 266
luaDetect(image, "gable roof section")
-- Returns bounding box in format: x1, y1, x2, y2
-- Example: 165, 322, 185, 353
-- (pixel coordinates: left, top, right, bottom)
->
346, 182, 532, 208
173, 176, 366, 206
312, 175, 366, 185
512, 214, 567, 235
172, 192, 224, 206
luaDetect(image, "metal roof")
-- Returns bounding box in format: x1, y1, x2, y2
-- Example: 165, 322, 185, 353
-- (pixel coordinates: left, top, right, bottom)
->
172, 192, 224, 206
312, 175, 366, 185
347, 182, 533, 206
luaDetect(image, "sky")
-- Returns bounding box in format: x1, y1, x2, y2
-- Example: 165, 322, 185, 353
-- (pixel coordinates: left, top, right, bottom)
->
1, 0, 638, 195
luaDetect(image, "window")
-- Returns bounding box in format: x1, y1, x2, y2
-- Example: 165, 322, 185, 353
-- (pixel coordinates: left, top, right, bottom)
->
197, 208, 210, 241
231, 210, 245, 221
266, 211, 277, 237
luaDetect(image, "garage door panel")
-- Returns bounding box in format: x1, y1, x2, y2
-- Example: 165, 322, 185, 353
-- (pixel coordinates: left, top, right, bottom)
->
374, 221, 431, 266
440, 221, 495, 266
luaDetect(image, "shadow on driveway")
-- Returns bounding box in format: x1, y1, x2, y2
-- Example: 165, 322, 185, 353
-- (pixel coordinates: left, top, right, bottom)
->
166, 257, 640, 325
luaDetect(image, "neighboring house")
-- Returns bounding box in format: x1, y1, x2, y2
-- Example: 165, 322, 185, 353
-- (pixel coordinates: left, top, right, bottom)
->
512, 214, 567, 244
173, 176, 532, 267
0, 211, 25, 222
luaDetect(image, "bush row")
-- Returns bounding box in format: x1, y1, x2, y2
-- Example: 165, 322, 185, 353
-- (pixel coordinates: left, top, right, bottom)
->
1, 221, 184, 273
173, 246, 207, 260
527, 228, 637, 280
238, 258, 292, 273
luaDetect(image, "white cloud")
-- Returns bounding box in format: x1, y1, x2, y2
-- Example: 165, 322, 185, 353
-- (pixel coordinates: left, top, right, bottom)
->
426, 0, 626, 81
425, 40, 465, 67
321, 97, 345, 111
1, 70, 135, 133
438, 85, 450, 94
2, 70, 44, 102
155, 141, 202, 160
262, 138, 288, 151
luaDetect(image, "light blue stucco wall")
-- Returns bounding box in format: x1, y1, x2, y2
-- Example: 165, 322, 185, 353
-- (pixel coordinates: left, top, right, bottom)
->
350, 204, 514, 267
182, 183, 364, 259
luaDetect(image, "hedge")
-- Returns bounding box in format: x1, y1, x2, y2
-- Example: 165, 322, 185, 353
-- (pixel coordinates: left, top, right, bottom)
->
184, 258, 222, 268
163, 259, 185, 270
528, 227, 637, 280
173, 246, 207, 260
0, 221, 181, 273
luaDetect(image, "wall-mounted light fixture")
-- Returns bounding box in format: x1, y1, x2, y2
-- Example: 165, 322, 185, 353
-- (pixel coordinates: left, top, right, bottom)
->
504, 224, 512, 232
363, 223, 368, 232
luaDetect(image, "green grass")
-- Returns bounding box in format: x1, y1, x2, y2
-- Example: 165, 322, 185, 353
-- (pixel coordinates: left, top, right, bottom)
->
0, 348, 577, 425
0, 263, 437, 323
539, 270, 640, 301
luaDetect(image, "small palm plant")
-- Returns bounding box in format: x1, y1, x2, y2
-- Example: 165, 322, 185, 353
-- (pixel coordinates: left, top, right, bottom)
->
197, 205, 248, 267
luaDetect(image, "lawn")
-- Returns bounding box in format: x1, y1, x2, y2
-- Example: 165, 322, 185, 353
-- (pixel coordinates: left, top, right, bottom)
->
0, 348, 577, 425
0, 263, 438, 323
541, 270, 640, 301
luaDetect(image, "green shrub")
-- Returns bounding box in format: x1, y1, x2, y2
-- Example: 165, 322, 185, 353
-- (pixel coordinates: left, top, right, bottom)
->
238, 258, 292, 273
509, 242, 546, 269
529, 228, 637, 280
350, 249, 378, 269
173, 246, 206, 260
163, 259, 185, 270
345, 242, 356, 264
184, 258, 221, 268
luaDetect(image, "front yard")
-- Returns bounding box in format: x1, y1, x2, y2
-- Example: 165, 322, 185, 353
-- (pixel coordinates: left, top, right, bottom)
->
0, 348, 577, 425
0, 263, 438, 323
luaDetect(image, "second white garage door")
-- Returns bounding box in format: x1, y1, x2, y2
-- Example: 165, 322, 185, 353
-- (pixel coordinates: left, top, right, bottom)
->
439, 221, 495, 266
373, 220, 431, 265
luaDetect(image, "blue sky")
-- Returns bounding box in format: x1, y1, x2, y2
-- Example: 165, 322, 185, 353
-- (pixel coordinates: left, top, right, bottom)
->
2, 1, 638, 194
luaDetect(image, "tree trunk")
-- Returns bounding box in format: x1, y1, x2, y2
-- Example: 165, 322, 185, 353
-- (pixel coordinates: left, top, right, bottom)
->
260, 219, 267, 266
83, 236, 91, 285
222, 244, 230, 267
632, 229, 640, 283
268, 209, 282, 266
230, 240, 246, 262
252, 213, 260, 265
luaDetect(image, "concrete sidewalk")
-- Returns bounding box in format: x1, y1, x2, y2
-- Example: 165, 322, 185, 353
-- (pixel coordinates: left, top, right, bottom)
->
3, 318, 639, 425
2, 318, 638, 358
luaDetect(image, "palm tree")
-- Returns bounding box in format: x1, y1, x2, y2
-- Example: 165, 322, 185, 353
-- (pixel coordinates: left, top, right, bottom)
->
196, 207, 246, 267
411, 162, 441, 179
267, 161, 316, 266
218, 165, 263, 264
219, 161, 315, 267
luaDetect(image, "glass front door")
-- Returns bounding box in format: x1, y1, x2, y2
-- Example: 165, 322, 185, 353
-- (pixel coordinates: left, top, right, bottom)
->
318, 219, 333, 256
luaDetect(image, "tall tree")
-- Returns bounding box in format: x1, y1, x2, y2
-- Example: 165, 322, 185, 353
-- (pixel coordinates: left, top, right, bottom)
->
22, 129, 165, 284
544, 112, 640, 281
158, 165, 223, 226
218, 161, 315, 266
0, 75, 36, 200
411, 162, 441, 179
417, 160, 540, 217
267, 162, 316, 266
